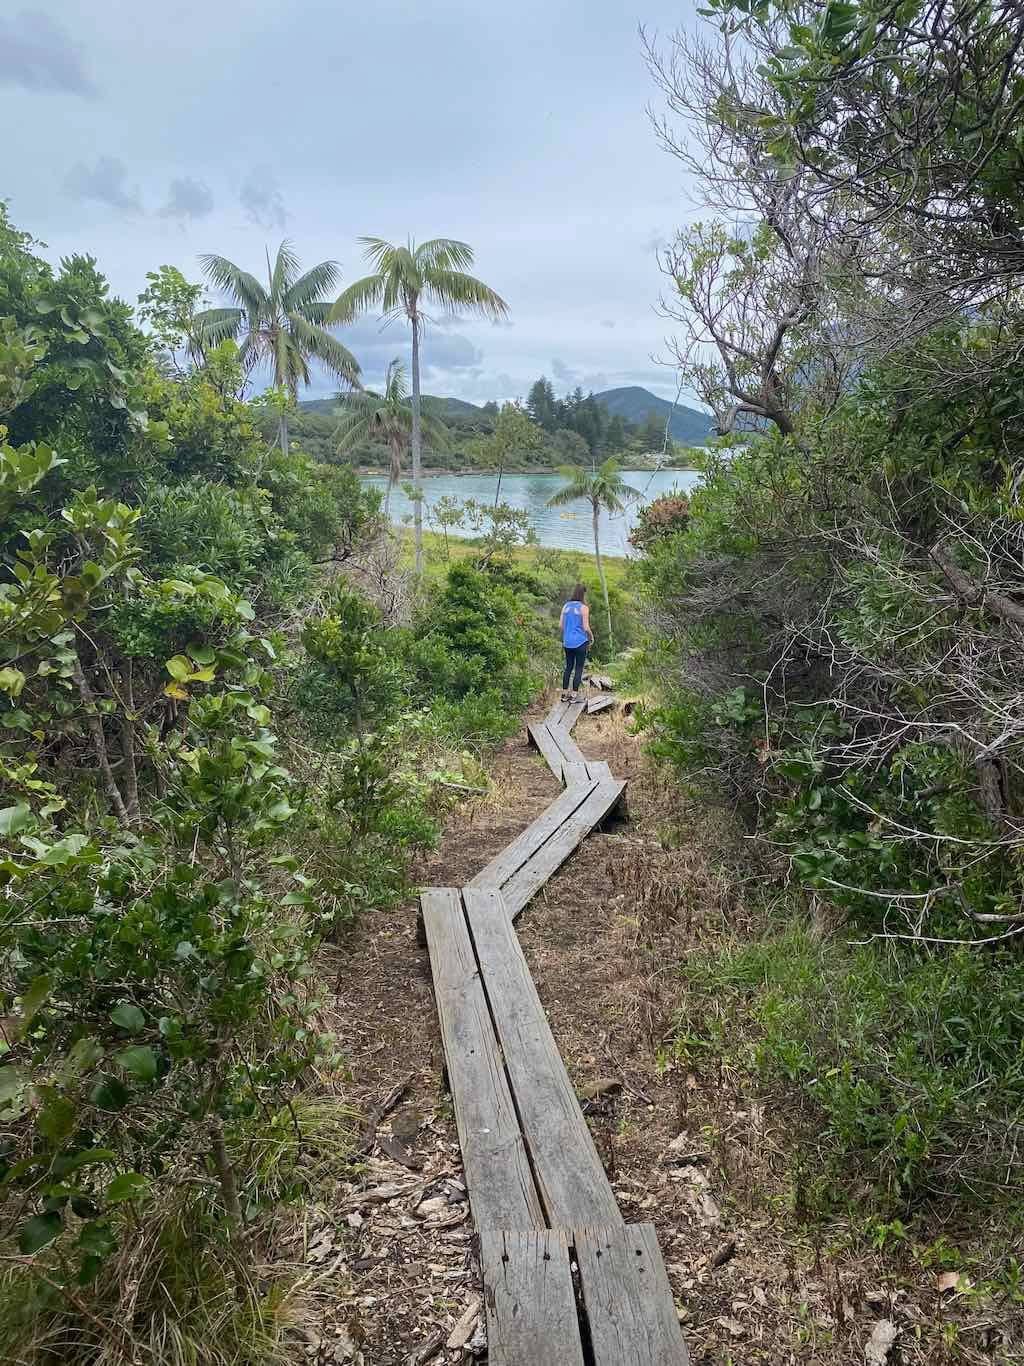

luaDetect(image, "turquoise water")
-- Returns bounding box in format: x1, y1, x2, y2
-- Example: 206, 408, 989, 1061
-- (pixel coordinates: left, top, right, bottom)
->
363, 469, 700, 557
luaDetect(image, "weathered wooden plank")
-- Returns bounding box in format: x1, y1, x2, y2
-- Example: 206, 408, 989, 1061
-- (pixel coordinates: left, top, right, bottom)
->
547, 724, 588, 770
420, 889, 543, 1230
575, 1222, 690, 1365
586, 760, 612, 781
527, 723, 566, 783
468, 780, 599, 889
561, 760, 589, 786
502, 779, 627, 919
563, 699, 588, 732
590, 673, 615, 691
480, 1229, 585, 1366
464, 888, 622, 1226
545, 699, 570, 728
587, 695, 616, 715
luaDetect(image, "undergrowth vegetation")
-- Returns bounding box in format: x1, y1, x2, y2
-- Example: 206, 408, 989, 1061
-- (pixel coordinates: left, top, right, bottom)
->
635, 0, 1024, 1265
0, 208, 544, 1363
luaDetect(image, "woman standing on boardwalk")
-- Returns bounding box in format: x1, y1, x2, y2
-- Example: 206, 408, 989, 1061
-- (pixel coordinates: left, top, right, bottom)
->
559, 583, 593, 701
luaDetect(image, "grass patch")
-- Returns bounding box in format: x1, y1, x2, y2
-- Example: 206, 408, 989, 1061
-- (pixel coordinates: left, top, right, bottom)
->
393, 527, 631, 583
673, 916, 1024, 1225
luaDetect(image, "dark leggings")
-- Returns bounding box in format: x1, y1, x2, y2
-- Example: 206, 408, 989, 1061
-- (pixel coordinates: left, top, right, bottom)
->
562, 643, 588, 691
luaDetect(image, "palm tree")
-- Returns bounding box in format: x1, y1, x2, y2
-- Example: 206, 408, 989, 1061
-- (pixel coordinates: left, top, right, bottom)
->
547, 459, 640, 654
331, 238, 508, 574
334, 358, 448, 513
196, 241, 361, 452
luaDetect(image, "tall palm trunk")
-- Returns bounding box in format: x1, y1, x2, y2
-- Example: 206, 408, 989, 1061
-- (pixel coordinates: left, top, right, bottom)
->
410, 310, 424, 576
278, 412, 289, 453
592, 499, 613, 655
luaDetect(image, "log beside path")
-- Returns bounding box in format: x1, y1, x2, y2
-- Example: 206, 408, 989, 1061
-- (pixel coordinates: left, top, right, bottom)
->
420, 699, 689, 1364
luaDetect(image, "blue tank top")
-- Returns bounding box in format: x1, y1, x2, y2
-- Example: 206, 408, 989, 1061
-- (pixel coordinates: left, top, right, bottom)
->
562, 601, 588, 648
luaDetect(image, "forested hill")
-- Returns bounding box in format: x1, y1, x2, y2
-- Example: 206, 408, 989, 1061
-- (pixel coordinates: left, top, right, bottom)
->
300, 394, 482, 419
594, 386, 713, 444
299, 384, 712, 443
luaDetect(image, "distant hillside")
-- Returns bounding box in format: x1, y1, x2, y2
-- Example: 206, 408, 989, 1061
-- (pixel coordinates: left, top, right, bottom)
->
299, 394, 481, 419
593, 386, 713, 445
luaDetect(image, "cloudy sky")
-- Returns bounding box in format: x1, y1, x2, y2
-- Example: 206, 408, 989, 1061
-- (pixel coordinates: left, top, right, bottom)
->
0, 1, 703, 404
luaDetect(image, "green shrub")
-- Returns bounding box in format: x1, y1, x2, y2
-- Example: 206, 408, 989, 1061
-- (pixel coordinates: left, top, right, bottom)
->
411, 562, 539, 708
676, 921, 1024, 1215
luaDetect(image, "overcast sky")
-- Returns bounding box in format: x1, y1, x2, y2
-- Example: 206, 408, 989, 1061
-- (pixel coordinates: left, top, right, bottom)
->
0, 2, 702, 405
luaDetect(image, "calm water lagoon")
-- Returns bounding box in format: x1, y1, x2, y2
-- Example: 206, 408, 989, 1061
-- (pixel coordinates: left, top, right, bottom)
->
362, 469, 701, 557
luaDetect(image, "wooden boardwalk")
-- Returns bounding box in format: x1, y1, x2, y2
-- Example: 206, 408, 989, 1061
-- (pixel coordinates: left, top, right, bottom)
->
420, 698, 689, 1364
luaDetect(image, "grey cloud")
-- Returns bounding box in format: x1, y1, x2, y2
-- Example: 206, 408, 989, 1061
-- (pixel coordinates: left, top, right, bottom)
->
601, 319, 616, 329
65, 157, 141, 213
551, 357, 574, 382
160, 177, 213, 222
422, 332, 484, 374
0, 10, 96, 97
582, 372, 609, 391
240, 166, 286, 231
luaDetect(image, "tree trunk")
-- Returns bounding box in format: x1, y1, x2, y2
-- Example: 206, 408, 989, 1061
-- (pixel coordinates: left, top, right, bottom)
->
592, 500, 613, 655
72, 656, 131, 827
493, 459, 504, 509
278, 411, 289, 453
410, 311, 424, 576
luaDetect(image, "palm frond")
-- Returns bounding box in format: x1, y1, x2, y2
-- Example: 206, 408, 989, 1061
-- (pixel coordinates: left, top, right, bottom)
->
416, 238, 475, 273
199, 255, 269, 317
422, 269, 508, 321
383, 358, 408, 404
270, 240, 301, 300
330, 274, 386, 324
283, 260, 341, 314
334, 408, 375, 452
357, 237, 397, 271
287, 314, 361, 386
272, 326, 303, 394
193, 307, 243, 347
393, 245, 421, 294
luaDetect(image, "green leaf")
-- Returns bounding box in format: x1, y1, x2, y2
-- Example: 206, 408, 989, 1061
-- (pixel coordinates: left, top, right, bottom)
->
36, 1093, 76, 1142
165, 655, 192, 681
105, 1172, 149, 1203
77, 1219, 116, 1257
109, 1003, 145, 1032
0, 667, 26, 697
187, 644, 216, 665
89, 1076, 129, 1112
0, 803, 33, 837
18, 1211, 63, 1255
19, 974, 53, 1030
51, 1148, 116, 1177
116, 1046, 157, 1082
0, 1065, 30, 1118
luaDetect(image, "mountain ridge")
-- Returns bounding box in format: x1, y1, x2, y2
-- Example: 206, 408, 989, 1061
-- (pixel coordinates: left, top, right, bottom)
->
300, 384, 712, 443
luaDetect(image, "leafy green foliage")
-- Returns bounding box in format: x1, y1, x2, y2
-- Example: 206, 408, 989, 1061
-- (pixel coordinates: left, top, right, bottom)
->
0, 208, 526, 1360
410, 562, 538, 711
676, 922, 1024, 1211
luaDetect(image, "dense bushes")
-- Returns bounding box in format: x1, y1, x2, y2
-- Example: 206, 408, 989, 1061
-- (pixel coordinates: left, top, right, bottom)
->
0, 211, 540, 1361
636, 331, 1024, 1220
676, 920, 1024, 1213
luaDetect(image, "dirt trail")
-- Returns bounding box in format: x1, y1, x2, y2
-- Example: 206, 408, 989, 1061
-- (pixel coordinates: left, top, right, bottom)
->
302, 696, 1005, 1365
